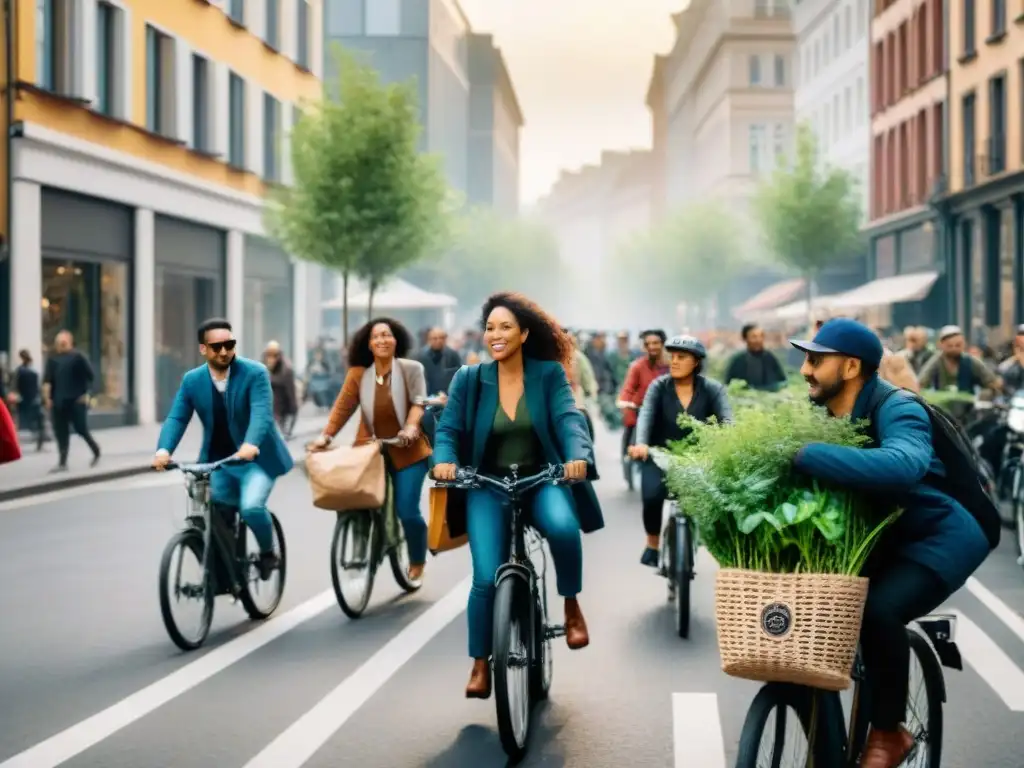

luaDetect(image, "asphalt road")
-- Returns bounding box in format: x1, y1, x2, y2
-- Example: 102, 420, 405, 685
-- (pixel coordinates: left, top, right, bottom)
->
1, 423, 1023, 768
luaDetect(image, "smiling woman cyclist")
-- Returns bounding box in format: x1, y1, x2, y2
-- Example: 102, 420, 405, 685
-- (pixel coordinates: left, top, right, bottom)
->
629, 335, 732, 566
432, 292, 603, 699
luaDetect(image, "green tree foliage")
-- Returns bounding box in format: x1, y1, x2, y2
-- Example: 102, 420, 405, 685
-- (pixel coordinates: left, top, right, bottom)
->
264, 44, 453, 341
753, 124, 863, 307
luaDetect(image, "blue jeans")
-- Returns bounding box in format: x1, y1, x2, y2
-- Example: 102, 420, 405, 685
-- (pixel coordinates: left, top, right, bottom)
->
466, 483, 583, 658
210, 463, 276, 553
393, 459, 429, 565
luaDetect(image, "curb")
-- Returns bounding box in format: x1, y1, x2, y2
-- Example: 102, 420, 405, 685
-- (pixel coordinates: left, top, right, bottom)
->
0, 429, 322, 503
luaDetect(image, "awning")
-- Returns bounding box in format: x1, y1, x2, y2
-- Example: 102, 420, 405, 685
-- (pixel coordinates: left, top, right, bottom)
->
767, 295, 841, 322
321, 277, 457, 311
734, 278, 806, 317
827, 271, 940, 311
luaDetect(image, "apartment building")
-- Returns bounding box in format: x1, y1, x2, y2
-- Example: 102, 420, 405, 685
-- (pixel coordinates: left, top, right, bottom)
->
658, 0, 796, 219
646, 55, 669, 223
1, 0, 324, 426
467, 33, 523, 214
864, 0, 949, 327
793, 0, 871, 218
943, 0, 1024, 339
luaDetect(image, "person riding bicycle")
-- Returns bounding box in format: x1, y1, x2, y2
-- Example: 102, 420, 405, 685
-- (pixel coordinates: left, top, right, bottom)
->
789, 318, 989, 768
152, 318, 292, 581
566, 328, 598, 439
628, 336, 732, 567
917, 325, 1002, 393
309, 317, 433, 586
432, 292, 601, 700
617, 329, 669, 467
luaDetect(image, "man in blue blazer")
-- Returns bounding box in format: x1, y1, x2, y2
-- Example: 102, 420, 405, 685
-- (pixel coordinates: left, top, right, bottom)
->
152, 318, 293, 579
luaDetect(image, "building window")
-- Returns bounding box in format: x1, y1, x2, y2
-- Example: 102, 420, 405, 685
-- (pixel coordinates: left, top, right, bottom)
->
263, 93, 281, 182
749, 55, 761, 85
749, 124, 765, 173
773, 124, 786, 163
963, 0, 976, 56
833, 93, 840, 139
823, 103, 830, 146
844, 5, 852, 48
774, 54, 785, 86
192, 54, 212, 153
229, 72, 246, 167
265, 0, 280, 48
297, 0, 310, 69
754, 0, 770, 17
856, 77, 865, 123
37, 0, 74, 94
988, 74, 1006, 174
857, 0, 866, 35
814, 40, 820, 72
229, 0, 245, 26
833, 14, 840, 52
963, 91, 976, 186
991, 0, 1006, 37
844, 86, 852, 131
95, 1, 117, 116
145, 25, 176, 137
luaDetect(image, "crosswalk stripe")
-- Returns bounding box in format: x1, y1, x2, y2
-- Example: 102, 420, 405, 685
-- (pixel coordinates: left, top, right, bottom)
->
965, 577, 1024, 647
951, 609, 1024, 711
672, 692, 727, 767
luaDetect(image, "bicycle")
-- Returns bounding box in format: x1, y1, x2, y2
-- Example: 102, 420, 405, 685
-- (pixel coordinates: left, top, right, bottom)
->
157, 457, 287, 651
660, 500, 697, 639
617, 399, 642, 491
735, 614, 961, 767
432, 463, 576, 762
329, 437, 423, 619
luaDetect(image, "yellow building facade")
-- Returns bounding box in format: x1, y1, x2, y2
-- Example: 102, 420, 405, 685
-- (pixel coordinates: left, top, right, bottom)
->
944, 1, 1024, 339
1, 0, 323, 426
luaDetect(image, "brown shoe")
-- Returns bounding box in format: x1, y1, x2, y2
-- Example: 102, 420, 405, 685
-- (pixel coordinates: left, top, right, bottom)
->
465, 659, 491, 699
859, 726, 914, 768
564, 597, 590, 649
408, 563, 424, 582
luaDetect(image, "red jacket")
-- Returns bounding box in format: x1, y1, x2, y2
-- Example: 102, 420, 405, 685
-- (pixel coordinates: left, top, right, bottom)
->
618, 357, 669, 427
0, 401, 21, 464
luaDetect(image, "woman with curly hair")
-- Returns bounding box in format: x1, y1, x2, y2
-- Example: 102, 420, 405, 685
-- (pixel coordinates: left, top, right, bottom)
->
433, 292, 603, 699
310, 318, 432, 585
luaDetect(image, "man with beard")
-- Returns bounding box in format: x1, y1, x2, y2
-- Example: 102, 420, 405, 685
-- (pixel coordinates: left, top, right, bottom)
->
897, 326, 934, 374
790, 318, 989, 768
724, 324, 787, 391
152, 318, 291, 580
917, 325, 1001, 393
417, 327, 462, 445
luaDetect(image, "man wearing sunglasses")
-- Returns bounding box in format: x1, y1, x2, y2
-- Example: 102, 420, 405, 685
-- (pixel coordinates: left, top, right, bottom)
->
152, 318, 293, 579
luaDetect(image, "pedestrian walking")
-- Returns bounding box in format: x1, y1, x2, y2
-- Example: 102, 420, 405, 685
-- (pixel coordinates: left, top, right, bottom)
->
263, 341, 298, 438
8, 349, 45, 450
43, 330, 101, 472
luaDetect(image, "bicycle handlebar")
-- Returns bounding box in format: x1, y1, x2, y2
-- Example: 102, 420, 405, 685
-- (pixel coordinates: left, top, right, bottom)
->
431, 464, 574, 495
162, 456, 248, 476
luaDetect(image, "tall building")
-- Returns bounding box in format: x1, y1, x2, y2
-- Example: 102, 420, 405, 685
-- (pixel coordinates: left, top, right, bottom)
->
467, 33, 523, 213
325, 0, 473, 194
793, 0, 870, 217
1, 0, 323, 426
944, 0, 1024, 340
658, 0, 796, 217
864, 0, 948, 328
645, 55, 669, 224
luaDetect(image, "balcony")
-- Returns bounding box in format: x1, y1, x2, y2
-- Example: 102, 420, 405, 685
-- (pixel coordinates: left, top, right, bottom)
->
983, 135, 1006, 175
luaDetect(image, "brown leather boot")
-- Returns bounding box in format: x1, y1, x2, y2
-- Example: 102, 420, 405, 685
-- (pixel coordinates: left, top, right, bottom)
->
408, 563, 424, 582
564, 597, 590, 649
465, 658, 491, 699
859, 726, 913, 768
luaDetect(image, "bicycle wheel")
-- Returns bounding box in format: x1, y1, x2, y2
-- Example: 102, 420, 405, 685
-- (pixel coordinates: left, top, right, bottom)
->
388, 517, 423, 594
903, 630, 944, 768
158, 529, 214, 651
239, 512, 287, 620
493, 576, 533, 761
529, 557, 553, 702
331, 510, 378, 619
735, 683, 835, 768
674, 517, 692, 639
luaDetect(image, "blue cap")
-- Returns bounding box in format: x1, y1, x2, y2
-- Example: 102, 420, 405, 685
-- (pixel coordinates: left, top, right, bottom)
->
790, 318, 883, 370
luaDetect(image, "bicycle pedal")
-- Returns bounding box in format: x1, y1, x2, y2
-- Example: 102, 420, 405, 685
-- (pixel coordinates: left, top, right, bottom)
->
545, 624, 567, 640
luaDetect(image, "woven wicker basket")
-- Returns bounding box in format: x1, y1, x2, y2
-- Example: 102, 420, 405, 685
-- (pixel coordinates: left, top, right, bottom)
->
715, 568, 868, 691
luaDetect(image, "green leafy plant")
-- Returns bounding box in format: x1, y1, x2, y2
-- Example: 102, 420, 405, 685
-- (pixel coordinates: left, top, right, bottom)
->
657, 386, 900, 574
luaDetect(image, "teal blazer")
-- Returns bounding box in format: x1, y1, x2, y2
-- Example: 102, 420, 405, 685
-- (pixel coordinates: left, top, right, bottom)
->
156, 357, 294, 478
433, 358, 604, 533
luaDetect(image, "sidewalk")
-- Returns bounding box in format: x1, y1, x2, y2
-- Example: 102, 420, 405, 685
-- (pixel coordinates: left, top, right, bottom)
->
0, 404, 331, 502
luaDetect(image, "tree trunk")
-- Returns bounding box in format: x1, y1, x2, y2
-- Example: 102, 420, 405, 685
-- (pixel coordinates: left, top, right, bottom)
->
342, 271, 350, 345
805, 271, 818, 327
367, 280, 376, 319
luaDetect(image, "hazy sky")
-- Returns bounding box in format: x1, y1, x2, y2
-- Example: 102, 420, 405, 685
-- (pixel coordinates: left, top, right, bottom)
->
458, 0, 683, 203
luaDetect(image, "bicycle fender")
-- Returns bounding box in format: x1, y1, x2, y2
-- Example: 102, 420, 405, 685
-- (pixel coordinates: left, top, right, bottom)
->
494, 562, 532, 590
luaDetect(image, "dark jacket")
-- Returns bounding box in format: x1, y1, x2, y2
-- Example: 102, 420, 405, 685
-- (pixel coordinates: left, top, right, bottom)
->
267, 357, 298, 420
635, 374, 732, 449
433, 358, 604, 534
585, 346, 617, 395
724, 350, 787, 391
418, 346, 462, 395
793, 375, 989, 590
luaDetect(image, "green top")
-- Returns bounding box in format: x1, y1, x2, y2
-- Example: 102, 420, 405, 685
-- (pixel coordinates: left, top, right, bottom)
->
484, 395, 544, 473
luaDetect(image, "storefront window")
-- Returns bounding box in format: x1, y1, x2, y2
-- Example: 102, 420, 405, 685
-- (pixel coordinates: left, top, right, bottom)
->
41, 258, 129, 412
874, 236, 896, 278
243, 277, 293, 360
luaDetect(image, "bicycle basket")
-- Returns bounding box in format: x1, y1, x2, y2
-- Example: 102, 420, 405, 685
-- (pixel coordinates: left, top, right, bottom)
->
714, 568, 868, 692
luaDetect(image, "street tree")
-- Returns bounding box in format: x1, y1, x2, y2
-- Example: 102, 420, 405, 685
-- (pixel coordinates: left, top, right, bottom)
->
752, 123, 863, 314
265, 44, 452, 342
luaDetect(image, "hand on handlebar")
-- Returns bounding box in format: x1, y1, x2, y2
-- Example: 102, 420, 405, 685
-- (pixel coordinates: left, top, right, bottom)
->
563, 460, 588, 481
433, 462, 457, 481
628, 444, 649, 461
151, 450, 171, 471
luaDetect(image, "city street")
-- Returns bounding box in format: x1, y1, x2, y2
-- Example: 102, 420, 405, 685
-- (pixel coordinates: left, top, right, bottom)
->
1, 424, 1023, 767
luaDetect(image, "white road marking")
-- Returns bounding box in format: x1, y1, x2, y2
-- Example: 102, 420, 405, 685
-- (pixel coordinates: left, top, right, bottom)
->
242, 577, 471, 768
672, 692, 727, 768
0, 590, 337, 768
965, 576, 1024, 646
951, 610, 1024, 711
